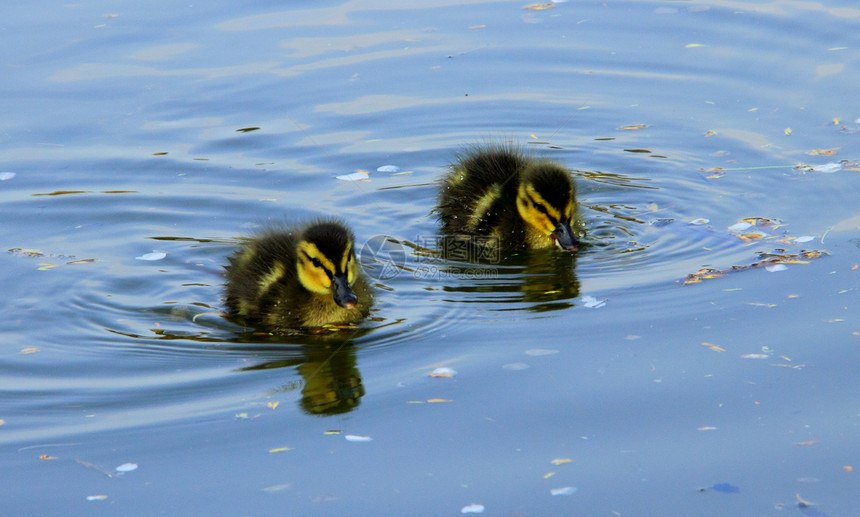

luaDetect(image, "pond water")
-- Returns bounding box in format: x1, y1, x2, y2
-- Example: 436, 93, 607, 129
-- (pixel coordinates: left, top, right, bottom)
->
3, 0, 859, 515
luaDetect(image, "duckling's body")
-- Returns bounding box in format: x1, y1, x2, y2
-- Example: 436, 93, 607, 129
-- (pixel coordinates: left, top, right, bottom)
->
225, 220, 372, 330
437, 145, 582, 252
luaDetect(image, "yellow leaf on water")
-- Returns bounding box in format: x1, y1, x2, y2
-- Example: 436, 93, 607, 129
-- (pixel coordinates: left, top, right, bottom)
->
39, 455, 58, 460
544, 472, 556, 479
523, 3, 555, 10
427, 398, 452, 403
704, 130, 717, 137
621, 124, 648, 130
267, 401, 280, 410
21, 347, 40, 354
809, 148, 839, 156
701, 342, 726, 352
784, 127, 792, 135
686, 43, 705, 48
268, 447, 292, 453
37, 263, 57, 270
795, 440, 820, 447
551, 458, 572, 465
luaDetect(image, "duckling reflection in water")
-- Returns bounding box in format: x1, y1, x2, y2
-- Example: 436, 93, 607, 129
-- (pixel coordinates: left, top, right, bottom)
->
225, 220, 373, 331
437, 144, 584, 254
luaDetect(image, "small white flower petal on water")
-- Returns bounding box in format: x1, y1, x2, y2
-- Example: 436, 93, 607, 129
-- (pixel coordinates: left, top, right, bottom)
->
689, 218, 709, 225
550, 486, 578, 496
503, 362, 530, 371
136, 251, 167, 261
430, 367, 457, 377
0, 172, 16, 181
115, 462, 138, 472
765, 264, 788, 272
336, 171, 369, 181
795, 235, 815, 243
376, 165, 400, 173
461, 504, 485, 513
728, 222, 752, 232
812, 162, 842, 173
86, 495, 108, 501
741, 354, 769, 359
525, 348, 559, 356
581, 295, 606, 308
344, 434, 372, 442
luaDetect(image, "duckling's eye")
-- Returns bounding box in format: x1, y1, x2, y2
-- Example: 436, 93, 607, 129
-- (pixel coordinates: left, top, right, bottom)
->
311, 257, 323, 268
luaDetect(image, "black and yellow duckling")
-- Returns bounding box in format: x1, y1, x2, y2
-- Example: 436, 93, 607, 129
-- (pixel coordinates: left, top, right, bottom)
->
225, 220, 373, 330
437, 145, 582, 252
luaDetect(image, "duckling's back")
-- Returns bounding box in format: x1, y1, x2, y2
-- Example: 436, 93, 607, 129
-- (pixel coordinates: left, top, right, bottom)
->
437, 145, 525, 236
225, 230, 301, 323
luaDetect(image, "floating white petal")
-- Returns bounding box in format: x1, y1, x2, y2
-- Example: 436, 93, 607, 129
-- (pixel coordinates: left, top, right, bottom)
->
336, 171, 369, 181
345, 434, 372, 442
765, 264, 787, 272
581, 295, 607, 308
795, 235, 815, 243
728, 222, 752, 231
0, 172, 16, 181
376, 165, 400, 173
502, 362, 530, 371
115, 462, 138, 472
550, 486, 578, 496
689, 218, 709, 225
461, 504, 485, 513
136, 252, 167, 261
525, 348, 559, 356
812, 162, 842, 173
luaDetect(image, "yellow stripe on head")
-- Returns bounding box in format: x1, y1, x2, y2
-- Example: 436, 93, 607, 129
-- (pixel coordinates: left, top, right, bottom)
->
516, 183, 561, 235
296, 240, 337, 295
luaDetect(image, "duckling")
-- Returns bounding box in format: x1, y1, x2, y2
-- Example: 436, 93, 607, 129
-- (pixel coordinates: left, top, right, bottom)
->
437, 145, 582, 252
225, 220, 373, 330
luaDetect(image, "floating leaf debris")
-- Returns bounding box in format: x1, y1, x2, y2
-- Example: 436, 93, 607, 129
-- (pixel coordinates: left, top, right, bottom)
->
683, 250, 826, 285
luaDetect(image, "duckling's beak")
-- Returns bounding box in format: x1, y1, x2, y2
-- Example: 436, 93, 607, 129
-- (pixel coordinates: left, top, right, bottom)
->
331, 274, 358, 309
551, 221, 579, 251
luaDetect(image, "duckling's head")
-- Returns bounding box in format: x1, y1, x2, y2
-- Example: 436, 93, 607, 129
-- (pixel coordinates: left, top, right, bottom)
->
515, 162, 580, 250
295, 221, 361, 309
